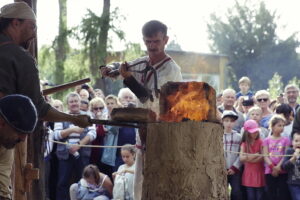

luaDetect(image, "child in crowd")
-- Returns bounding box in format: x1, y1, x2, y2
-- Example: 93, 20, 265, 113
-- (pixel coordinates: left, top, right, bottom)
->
80, 99, 90, 113
241, 106, 269, 139
282, 132, 300, 200
236, 76, 253, 100
240, 119, 265, 200
222, 110, 242, 200
263, 114, 291, 200
113, 144, 136, 200
275, 103, 294, 139
70, 164, 113, 200
100, 95, 121, 179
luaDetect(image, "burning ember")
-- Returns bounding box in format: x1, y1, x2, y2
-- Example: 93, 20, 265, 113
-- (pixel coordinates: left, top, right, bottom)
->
159, 82, 215, 122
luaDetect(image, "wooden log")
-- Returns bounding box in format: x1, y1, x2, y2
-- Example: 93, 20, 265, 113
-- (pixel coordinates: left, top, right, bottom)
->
13, 142, 27, 200
24, 163, 39, 192
143, 121, 228, 200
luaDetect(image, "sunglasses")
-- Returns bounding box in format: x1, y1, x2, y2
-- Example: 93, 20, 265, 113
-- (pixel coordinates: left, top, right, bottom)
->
93, 107, 104, 111
257, 98, 268, 102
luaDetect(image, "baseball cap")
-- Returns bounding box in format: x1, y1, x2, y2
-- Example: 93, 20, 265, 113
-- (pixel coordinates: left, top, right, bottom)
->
0, 94, 37, 134
221, 110, 238, 120
0, 2, 36, 20
244, 119, 259, 134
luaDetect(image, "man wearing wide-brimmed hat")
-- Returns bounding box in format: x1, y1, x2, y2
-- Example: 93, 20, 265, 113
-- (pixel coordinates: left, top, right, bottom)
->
0, 2, 91, 199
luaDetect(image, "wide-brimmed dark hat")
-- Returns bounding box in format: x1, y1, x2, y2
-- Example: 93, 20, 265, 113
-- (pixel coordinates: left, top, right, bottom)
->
0, 94, 37, 134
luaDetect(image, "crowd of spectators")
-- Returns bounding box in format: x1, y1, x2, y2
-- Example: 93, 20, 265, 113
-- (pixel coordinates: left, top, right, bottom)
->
44, 84, 138, 200
43, 75, 300, 200
221, 76, 300, 200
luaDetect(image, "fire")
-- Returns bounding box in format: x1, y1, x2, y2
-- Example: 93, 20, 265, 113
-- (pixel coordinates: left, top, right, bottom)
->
160, 82, 211, 122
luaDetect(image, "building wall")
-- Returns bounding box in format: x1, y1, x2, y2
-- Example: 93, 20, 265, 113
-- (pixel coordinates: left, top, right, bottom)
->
167, 50, 228, 93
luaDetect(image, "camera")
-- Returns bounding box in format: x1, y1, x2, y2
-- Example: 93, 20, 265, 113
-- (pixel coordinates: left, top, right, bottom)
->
72, 151, 80, 159
68, 142, 80, 159
81, 83, 89, 90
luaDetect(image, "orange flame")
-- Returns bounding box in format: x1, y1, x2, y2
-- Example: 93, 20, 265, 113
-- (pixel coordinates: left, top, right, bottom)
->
160, 82, 210, 122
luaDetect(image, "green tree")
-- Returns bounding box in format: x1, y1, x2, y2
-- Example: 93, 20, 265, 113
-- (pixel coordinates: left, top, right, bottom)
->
166, 40, 182, 51
207, 0, 300, 90
39, 46, 91, 100
124, 42, 145, 61
75, 0, 125, 94
268, 72, 283, 100
288, 77, 300, 88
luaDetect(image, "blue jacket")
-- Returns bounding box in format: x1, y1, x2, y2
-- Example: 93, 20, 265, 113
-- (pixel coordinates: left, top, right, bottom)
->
101, 126, 119, 166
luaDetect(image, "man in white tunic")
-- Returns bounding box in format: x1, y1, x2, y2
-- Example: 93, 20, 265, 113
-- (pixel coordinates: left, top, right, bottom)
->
101, 20, 182, 200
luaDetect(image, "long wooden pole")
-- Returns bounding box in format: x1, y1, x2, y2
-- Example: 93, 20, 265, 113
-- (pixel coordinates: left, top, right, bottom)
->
42, 78, 90, 96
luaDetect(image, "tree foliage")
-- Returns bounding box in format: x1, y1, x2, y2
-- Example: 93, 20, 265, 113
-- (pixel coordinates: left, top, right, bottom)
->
268, 72, 283, 100
73, 0, 125, 94
166, 40, 183, 51
207, 0, 300, 90
38, 45, 90, 100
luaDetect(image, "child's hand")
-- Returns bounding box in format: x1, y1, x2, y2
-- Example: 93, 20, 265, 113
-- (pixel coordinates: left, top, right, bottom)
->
271, 165, 280, 177
227, 169, 235, 175
291, 149, 300, 162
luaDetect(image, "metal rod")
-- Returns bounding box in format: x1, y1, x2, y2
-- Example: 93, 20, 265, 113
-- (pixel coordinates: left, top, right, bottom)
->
89, 118, 141, 128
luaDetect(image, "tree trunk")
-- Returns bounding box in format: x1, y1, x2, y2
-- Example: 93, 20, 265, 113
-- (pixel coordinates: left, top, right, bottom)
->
54, 0, 69, 99
93, 0, 110, 93
143, 121, 228, 200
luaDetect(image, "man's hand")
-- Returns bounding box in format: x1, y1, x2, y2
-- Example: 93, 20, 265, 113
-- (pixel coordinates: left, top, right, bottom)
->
69, 145, 80, 154
72, 115, 92, 128
119, 62, 132, 79
100, 66, 112, 77
100, 66, 118, 78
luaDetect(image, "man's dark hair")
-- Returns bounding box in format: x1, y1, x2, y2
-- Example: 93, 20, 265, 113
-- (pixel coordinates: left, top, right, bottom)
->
0, 18, 24, 33
142, 20, 167, 37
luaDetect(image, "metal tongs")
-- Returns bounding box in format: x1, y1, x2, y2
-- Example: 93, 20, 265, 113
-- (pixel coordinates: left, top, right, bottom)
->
88, 118, 141, 128
102, 61, 160, 100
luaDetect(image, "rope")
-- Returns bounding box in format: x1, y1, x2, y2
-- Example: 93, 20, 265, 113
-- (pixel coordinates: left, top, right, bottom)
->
50, 139, 135, 148
224, 149, 293, 157
50, 139, 294, 157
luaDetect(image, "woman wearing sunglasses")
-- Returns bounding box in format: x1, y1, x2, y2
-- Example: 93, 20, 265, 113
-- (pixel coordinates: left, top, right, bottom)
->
255, 90, 273, 129
89, 97, 108, 172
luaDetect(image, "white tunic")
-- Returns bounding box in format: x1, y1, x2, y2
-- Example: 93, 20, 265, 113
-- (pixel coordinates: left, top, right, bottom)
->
130, 55, 182, 200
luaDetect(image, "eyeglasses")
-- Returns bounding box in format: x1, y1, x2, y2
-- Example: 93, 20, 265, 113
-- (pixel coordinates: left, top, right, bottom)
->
93, 107, 104, 111
257, 98, 268, 102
